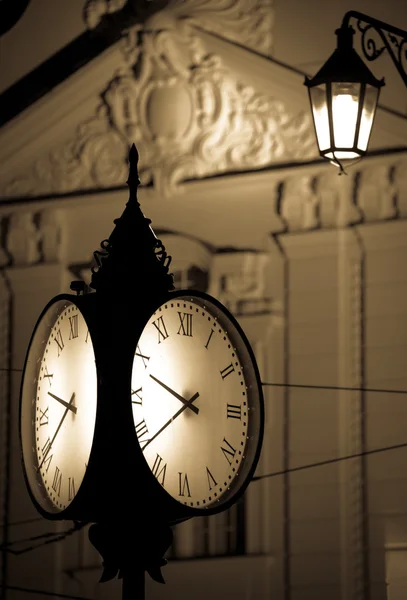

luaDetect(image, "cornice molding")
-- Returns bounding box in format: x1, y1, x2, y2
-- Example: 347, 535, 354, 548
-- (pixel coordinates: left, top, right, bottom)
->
84, 0, 274, 56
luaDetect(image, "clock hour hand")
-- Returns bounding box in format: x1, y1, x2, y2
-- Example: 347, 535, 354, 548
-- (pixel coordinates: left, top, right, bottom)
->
48, 391, 77, 414
39, 392, 75, 470
142, 391, 199, 451
149, 375, 199, 415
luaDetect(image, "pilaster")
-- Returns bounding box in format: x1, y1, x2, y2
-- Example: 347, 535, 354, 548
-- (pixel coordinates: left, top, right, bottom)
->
338, 228, 365, 600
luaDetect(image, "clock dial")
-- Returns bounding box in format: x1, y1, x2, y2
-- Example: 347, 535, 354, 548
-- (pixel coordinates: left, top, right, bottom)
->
131, 293, 263, 511
20, 299, 97, 513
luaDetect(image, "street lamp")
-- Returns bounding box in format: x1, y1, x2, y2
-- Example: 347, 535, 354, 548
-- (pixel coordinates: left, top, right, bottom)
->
305, 11, 407, 172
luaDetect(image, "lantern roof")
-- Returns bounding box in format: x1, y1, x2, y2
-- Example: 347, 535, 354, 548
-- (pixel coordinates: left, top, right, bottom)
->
305, 26, 385, 88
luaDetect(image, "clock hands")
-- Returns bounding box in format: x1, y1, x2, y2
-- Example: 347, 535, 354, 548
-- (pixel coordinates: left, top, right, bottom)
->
149, 374, 199, 415
38, 392, 76, 470
48, 391, 77, 414
142, 391, 200, 451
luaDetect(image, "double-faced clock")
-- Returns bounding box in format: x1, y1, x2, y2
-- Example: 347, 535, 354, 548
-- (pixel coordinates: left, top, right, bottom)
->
130, 290, 264, 519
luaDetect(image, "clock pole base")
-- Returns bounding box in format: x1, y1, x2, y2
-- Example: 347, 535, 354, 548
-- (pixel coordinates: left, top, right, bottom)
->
88, 518, 173, 598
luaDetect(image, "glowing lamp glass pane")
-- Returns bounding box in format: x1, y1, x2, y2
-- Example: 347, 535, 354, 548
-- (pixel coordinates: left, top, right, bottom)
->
309, 84, 330, 151
358, 84, 379, 151
331, 82, 360, 149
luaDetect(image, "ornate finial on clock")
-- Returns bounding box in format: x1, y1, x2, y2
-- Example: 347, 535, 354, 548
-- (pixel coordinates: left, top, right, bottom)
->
89, 144, 174, 299
127, 143, 140, 197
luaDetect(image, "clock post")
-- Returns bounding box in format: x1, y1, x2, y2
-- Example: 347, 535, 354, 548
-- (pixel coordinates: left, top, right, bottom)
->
83, 143, 176, 598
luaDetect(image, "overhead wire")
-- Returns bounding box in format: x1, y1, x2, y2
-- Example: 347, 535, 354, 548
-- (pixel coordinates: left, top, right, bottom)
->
1, 371, 406, 552
0, 584, 93, 600
0, 521, 87, 555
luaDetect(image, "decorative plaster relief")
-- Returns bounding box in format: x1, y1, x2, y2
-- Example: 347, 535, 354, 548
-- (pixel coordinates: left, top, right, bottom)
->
1, 112, 129, 198
1, 4, 313, 199
39, 210, 65, 263
4, 209, 65, 267
280, 174, 318, 231
208, 251, 272, 315
83, 0, 275, 56
357, 163, 396, 221
315, 171, 361, 228
83, 0, 127, 30
6, 213, 40, 266
393, 158, 407, 217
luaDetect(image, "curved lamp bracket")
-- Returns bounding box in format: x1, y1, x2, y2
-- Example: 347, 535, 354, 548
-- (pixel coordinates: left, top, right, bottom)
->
342, 11, 407, 87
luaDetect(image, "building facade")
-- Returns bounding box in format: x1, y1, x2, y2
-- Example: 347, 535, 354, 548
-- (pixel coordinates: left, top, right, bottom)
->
1, 2, 407, 599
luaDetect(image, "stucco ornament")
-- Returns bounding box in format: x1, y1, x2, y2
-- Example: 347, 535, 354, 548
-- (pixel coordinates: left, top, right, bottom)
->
83, 0, 127, 29
104, 13, 315, 195
357, 163, 396, 221
1, 107, 129, 198
208, 251, 272, 315
83, 0, 274, 56
1, 2, 314, 198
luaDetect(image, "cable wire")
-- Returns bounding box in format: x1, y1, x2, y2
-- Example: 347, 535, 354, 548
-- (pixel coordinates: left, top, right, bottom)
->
4, 366, 407, 396
0, 522, 87, 555
0, 585, 93, 600
252, 441, 407, 481
261, 381, 407, 395
0, 516, 44, 529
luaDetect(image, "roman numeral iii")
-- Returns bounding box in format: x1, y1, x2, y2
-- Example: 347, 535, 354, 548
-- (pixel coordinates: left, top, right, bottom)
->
227, 403, 242, 420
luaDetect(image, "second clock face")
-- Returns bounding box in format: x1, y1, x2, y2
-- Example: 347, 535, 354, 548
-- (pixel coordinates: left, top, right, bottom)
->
131, 293, 261, 510
21, 299, 98, 514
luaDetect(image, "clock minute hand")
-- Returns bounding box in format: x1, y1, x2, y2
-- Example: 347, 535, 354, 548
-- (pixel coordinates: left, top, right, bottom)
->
149, 374, 199, 415
48, 391, 77, 414
142, 391, 199, 451
39, 392, 75, 470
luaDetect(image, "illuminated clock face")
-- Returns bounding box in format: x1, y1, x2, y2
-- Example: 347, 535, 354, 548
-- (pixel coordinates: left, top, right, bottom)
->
20, 299, 98, 514
131, 292, 263, 511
